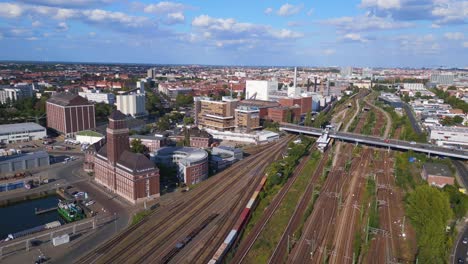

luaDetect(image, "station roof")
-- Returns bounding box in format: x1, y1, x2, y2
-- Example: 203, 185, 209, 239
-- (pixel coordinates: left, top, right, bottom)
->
0, 122, 46, 134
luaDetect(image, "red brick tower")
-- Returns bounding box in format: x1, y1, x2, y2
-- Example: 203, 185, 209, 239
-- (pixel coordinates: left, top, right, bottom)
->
107, 110, 129, 165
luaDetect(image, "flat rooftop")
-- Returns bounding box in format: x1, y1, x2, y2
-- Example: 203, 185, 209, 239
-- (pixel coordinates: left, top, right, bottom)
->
0, 123, 46, 134
423, 163, 452, 177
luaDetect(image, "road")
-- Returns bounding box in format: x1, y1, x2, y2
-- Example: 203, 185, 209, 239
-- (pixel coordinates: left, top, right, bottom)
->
280, 123, 468, 159
453, 161, 468, 189
402, 103, 422, 134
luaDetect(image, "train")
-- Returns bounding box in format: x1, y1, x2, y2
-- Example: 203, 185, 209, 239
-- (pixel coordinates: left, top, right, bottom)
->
4, 221, 61, 241
208, 175, 268, 264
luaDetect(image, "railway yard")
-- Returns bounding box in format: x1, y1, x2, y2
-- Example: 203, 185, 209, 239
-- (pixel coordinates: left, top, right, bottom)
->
76, 135, 294, 264
227, 92, 419, 264
72, 91, 462, 264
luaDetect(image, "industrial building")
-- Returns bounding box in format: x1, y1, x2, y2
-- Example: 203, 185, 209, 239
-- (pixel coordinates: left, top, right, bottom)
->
267, 106, 301, 123
0, 123, 47, 144
429, 126, 468, 148
46, 93, 96, 136
0, 151, 50, 174
245, 80, 278, 101
430, 73, 455, 86
86, 110, 160, 204
421, 163, 454, 188
151, 147, 208, 186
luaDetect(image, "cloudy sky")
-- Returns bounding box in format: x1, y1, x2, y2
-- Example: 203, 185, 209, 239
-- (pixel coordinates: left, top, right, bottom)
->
0, 0, 466, 67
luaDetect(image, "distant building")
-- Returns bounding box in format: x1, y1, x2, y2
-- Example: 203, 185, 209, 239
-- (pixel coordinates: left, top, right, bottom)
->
0, 84, 33, 104
421, 163, 454, 188
237, 99, 280, 119
0, 151, 50, 174
129, 135, 166, 152
378, 93, 403, 108
88, 110, 160, 204
147, 68, 156, 79
430, 73, 455, 86
116, 91, 147, 117
340, 66, 352, 77
151, 147, 208, 186
46, 93, 96, 136
267, 106, 301, 123
245, 80, 278, 101
279, 96, 312, 115
78, 90, 115, 104
429, 126, 468, 148
0, 123, 46, 144
159, 85, 192, 101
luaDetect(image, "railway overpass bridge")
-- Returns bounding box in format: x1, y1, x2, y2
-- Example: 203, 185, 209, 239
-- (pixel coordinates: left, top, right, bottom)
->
279, 123, 468, 160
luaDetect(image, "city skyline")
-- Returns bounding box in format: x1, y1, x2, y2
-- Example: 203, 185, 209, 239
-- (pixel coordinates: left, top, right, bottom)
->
0, 0, 467, 67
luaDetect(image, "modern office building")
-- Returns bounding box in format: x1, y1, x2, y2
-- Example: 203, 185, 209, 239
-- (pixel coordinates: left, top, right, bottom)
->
46, 93, 96, 136
196, 96, 239, 132
0, 123, 47, 144
88, 110, 160, 204
116, 91, 147, 117
245, 80, 278, 101
78, 90, 115, 104
151, 147, 208, 186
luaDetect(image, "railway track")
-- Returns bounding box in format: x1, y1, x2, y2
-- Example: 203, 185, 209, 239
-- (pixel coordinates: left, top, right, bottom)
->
76, 135, 293, 264
230, 145, 322, 264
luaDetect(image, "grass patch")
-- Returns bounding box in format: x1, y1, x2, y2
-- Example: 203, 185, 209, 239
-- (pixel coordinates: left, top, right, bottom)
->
131, 210, 152, 225
243, 151, 322, 262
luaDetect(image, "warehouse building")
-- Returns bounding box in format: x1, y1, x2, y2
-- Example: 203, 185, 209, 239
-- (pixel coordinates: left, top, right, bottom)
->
0, 123, 47, 144
0, 151, 50, 174
151, 147, 208, 186
429, 126, 468, 148
378, 93, 403, 108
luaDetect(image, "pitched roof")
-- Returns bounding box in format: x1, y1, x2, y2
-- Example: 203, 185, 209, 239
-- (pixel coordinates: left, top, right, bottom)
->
109, 110, 127, 120
47, 93, 91, 106
117, 150, 156, 173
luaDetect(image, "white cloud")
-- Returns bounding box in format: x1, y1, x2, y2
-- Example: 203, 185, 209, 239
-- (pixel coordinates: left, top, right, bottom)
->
26, 36, 39, 41
463, 42, 468, 48
342, 33, 369, 42
324, 14, 413, 31
395, 34, 440, 54
192, 15, 303, 40
306, 8, 314, 16
360, 0, 401, 9
143, 1, 187, 14
32, 20, 41, 27
16, 0, 114, 8
0, 3, 24, 18
432, 1, 468, 25
264, 7, 273, 15
165, 12, 185, 24
277, 3, 303, 17
89, 31, 96, 36
323, 49, 336, 55
270, 29, 304, 39
444, 32, 464, 40
56, 21, 68, 31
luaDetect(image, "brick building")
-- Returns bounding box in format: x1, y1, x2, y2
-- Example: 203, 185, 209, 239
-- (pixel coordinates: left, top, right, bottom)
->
421, 163, 454, 188
235, 106, 261, 132
86, 110, 160, 204
278, 96, 312, 115
267, 106, 301, 123
238, 100, 280, 119
46, 93, 96, 136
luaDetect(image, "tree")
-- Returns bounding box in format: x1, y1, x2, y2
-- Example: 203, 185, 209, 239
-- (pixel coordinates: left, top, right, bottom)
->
453, 116, 464, 124
130, 139, 148, 154
175, 94, 193, 107
183, 128, 191, 146
304, 111, 312, 127
156, 116, 170, 131
183, 116, 194, 125
406, 185, 453, 263
285, 109, 293, 123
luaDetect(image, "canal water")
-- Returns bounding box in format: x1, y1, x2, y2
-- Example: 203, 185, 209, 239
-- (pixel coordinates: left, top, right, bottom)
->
0, 195, 63, 240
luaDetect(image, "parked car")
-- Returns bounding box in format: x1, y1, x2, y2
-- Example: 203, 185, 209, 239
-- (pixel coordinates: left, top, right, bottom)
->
85, 200, 95, 206
463, 237, 468, 244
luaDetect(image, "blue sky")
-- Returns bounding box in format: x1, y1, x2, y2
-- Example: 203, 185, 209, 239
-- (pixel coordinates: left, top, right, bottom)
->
0, 0, 466, 67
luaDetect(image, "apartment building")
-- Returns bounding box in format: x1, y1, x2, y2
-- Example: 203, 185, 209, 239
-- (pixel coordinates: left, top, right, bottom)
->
235, 106, 261, 132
